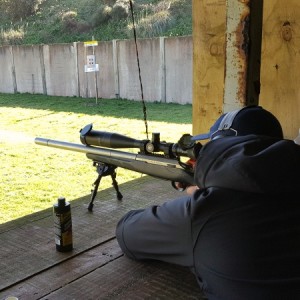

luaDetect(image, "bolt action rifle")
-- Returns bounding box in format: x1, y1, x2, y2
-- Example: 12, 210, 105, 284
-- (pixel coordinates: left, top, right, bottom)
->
35, 124, 202, 211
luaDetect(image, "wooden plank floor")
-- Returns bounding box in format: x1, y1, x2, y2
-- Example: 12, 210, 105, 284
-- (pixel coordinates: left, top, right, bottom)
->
0, 176, 205, 300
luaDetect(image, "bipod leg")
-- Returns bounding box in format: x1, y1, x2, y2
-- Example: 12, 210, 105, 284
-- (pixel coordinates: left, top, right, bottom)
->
88, 172, 102, 212
88, 162, 108, 212
111, 171, 123, 200
88, 162, 122, 211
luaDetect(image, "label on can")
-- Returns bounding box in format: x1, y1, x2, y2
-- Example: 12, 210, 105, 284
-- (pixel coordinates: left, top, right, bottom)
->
54, 211, 73, 247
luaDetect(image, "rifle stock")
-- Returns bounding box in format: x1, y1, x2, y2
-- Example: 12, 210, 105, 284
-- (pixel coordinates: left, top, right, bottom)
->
35, 137, 195, 185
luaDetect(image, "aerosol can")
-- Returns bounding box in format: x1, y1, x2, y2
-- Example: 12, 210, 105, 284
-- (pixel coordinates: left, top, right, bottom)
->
53, 197, 73, 252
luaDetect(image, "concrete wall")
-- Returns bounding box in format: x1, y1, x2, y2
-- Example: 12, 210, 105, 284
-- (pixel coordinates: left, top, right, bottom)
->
43, 44, 79, 97
13, 45, 45, 94
0, 36, 192, 104
117, 38, 163, 102
165, 36, 193, 104
0, 46, 16, 93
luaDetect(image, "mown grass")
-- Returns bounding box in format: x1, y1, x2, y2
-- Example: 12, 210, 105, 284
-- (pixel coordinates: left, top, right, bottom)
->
0, 93, 192, 224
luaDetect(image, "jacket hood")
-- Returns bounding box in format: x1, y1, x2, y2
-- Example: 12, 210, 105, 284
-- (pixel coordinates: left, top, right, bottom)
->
195, 135, 300, 195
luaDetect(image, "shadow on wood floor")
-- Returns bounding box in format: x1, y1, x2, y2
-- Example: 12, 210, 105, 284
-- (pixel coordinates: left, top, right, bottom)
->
0, 176, 205, 300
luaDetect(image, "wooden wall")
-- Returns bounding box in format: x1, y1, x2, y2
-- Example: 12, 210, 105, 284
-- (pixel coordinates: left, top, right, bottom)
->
193, 0, 300, 139
192, 0, 226, 137
259, 0, 300, 139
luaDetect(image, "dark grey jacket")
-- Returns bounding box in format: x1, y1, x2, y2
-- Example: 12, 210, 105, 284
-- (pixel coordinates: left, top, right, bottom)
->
116, 135, 300, 300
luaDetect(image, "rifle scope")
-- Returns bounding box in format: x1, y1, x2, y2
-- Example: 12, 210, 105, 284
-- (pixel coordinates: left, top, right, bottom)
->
80, 124, 145, 149
80, 124, 200, 159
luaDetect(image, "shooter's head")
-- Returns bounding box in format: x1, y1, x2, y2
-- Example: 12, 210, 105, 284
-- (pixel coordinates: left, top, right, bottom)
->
192, 106, 283, 141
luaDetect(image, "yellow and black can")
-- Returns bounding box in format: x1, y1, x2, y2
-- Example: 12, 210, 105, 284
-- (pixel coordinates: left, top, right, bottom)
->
53, 197, 73, 252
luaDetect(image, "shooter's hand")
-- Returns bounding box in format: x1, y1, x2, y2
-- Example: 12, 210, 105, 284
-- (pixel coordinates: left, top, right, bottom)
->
173, 158, 199, 194
174, 182, 199, 195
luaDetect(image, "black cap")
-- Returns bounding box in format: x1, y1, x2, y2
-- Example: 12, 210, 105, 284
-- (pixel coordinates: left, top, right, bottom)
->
192, 106, 283, 141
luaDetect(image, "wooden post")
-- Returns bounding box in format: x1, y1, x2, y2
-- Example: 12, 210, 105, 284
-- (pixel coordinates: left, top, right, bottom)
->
223, 0, 263, 112
192, 0, 226, 135
259, 0, 300, 139
192, 0, 264, 135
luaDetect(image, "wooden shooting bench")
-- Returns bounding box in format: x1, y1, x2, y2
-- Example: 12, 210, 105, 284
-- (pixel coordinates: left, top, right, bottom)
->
0, 176, 206, 300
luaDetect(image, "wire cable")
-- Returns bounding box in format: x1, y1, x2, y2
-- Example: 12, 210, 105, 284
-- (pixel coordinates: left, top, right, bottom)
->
129, 0, 149, 139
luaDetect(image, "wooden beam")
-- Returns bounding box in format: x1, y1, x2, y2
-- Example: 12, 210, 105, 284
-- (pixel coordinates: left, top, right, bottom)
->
259, 0, 300, 139
192, 0, 263, 135
193, 0, 299, 139
192, 0, 226, 135
223, 0, 263, 112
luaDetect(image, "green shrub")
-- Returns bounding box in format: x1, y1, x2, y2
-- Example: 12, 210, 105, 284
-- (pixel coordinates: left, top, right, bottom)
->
134, 10, 173, 38
111, 0, 129, 20
61, 11, 91, 33
0, 0, 43, 21
0, 27, 24, 45
91, 5, 112, 27
102, 0, 116, 6
0, 0, 192, 45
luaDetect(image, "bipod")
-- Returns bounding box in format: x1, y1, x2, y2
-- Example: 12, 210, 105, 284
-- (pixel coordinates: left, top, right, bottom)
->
88, 161, 123, 212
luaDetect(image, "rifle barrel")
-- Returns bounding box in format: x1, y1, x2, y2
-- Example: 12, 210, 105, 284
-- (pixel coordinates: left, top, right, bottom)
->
35, 137, 195, 185
35, 137, 136, 159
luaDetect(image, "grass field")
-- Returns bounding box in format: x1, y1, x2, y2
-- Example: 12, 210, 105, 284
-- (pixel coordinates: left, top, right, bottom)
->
0, 93, 192, 224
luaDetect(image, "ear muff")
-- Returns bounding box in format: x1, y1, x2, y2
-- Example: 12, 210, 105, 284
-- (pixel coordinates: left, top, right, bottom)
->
218, 109, 241, 130
211, 106, 261, 140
